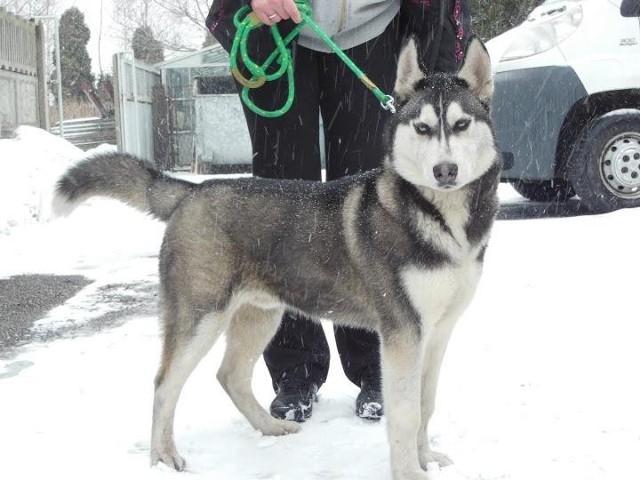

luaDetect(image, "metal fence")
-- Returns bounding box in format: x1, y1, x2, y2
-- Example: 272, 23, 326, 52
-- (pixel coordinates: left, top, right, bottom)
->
50, 117, 117, 151
0, 7, 47, 137
113, 53, 161, 160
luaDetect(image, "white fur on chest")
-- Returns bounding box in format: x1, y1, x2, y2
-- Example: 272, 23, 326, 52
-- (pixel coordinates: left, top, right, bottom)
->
415, 188, 474, 261
402, 261, 482, 330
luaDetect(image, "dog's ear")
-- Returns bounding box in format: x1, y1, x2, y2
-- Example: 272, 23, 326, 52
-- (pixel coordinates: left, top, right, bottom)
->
457, 36, 494, 103
394, 38, 425, 104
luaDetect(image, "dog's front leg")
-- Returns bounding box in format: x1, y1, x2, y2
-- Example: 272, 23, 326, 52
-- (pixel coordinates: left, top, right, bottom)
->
381, 327, 429, 480
417, 318, 457, 470
418, 270, 481, 469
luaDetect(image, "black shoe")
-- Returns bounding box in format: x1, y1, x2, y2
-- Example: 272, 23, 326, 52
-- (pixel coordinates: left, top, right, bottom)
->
269, 381, 319, 422
356, 379, 384, 420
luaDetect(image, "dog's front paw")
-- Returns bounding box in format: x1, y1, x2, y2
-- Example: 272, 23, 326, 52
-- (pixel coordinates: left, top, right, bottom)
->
151, 445, 186, 471
419, 449, 452, 470
259, 418, 302, 436
393, 469, 429, 480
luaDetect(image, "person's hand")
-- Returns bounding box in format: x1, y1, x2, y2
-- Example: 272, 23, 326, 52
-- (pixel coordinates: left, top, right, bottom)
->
251, 0, 302, 25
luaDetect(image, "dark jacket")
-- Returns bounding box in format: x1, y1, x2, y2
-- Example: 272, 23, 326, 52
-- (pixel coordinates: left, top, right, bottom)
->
401, 0, 471, 72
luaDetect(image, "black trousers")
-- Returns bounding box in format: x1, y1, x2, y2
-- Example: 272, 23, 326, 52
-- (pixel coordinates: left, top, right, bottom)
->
234, 17, 402, 391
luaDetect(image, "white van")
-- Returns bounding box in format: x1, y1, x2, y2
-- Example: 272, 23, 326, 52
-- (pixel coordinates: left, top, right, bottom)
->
486, 0, 640, 212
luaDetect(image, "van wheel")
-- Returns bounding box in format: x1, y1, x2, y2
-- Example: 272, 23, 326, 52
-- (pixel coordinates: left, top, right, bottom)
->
509, 179, 576, 202
567, 111, 640, 213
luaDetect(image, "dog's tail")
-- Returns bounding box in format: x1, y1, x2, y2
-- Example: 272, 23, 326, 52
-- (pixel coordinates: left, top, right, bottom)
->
53, 152, 196, 221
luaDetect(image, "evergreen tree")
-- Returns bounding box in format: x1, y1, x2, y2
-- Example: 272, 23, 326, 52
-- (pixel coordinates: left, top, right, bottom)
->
470, 0, 545, 40
132, 25, 165, 64
57, 7, 95, 100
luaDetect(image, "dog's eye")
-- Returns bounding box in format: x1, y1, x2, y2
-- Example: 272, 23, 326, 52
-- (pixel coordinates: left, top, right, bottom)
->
413, 122, 432, 136
453, 119, 471, 132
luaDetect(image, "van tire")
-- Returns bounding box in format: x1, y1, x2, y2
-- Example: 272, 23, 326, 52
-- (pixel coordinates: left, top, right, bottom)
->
567, 110, 640, 213
509, 179, 576, 202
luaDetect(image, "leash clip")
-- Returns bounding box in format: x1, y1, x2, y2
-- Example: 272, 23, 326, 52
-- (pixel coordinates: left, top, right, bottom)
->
381, 96, 396, 114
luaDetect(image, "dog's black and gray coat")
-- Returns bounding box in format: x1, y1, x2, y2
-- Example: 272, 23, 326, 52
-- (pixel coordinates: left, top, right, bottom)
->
55, 37, 500, 480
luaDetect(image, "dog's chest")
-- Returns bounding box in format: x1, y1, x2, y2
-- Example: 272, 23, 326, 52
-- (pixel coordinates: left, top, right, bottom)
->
401, 258, 482, 328
414, 188, 476, 258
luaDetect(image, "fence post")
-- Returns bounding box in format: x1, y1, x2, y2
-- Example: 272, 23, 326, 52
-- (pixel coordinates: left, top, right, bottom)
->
113, 53, 124, 152
34, 21, 48, 130
153, 85, 172, 170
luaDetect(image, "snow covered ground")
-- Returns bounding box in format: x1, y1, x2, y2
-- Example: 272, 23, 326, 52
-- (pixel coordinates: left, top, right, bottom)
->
1, 126, 639, 480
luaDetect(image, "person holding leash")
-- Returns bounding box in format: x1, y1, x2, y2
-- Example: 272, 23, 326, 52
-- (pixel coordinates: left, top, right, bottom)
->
206, 0, 470, 422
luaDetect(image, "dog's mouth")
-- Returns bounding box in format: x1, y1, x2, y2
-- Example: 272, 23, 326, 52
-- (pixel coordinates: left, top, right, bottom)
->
436, 181, 459, 190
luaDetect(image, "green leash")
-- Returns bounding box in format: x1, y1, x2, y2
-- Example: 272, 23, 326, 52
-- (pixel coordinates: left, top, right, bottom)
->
229, 0, 396, 118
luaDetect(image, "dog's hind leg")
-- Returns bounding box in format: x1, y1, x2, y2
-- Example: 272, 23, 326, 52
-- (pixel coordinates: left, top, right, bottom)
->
216, 304, 301, 436
381, 327, 429, 480
151, 309, 227, 471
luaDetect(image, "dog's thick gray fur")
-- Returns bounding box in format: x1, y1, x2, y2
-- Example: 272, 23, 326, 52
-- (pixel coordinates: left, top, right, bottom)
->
55, 37, 500, 480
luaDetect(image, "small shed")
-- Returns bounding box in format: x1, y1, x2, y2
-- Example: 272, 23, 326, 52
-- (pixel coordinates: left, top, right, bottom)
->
156, 44, 252, 172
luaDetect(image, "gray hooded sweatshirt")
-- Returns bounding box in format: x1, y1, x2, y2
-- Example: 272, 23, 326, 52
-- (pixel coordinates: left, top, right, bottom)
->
297, 0, 401, 52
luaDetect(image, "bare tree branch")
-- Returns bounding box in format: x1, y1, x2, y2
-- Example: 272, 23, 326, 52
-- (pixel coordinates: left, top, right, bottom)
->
151, 0, 210, 33
111, 0, 205, 54
0, 0, 59, 17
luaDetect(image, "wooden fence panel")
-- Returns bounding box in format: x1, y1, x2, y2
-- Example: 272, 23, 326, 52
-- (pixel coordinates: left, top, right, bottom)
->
0, 7, 46, 137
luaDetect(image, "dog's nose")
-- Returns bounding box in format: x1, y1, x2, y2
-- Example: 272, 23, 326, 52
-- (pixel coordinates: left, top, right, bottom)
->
433, 163, 458, 185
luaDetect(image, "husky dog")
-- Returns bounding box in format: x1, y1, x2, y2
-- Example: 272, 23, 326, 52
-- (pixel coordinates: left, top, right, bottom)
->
55, 37, 499, 480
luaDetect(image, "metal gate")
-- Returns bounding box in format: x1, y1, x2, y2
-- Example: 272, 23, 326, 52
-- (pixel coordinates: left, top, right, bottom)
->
113, 53, 161, 160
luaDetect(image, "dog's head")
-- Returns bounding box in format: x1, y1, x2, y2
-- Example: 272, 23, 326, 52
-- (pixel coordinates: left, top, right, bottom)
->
385, 36, 499, 192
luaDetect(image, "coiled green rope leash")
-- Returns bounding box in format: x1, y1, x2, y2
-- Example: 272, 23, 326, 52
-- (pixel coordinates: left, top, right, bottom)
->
229, 0, 396, 118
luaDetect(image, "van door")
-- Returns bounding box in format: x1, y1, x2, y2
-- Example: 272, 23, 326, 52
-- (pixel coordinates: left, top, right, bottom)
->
620, 0, 640, 91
